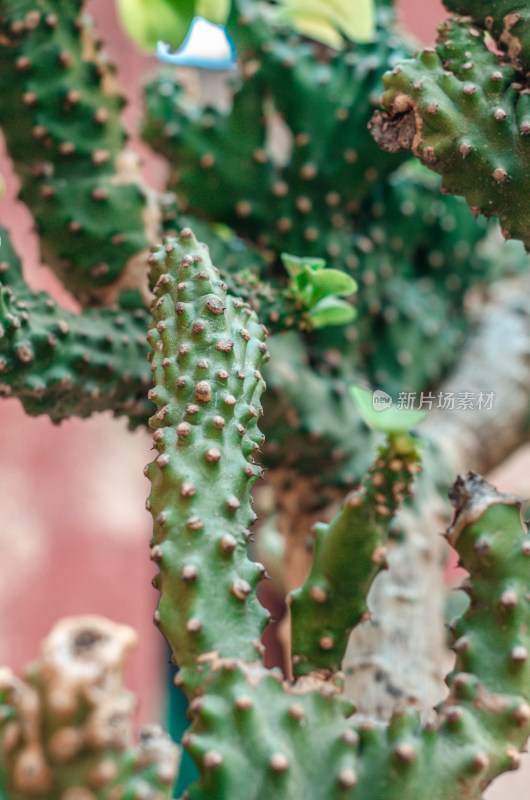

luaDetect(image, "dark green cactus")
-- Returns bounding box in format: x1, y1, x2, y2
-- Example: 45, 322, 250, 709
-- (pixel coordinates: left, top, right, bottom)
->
0, 0, 152, 303
0, 226, 153, 425
146, 231, 530, 800
0, 616, 179, 800
312, 166, 527, 395
143, 0, 412, 265
373, 6, 530, 249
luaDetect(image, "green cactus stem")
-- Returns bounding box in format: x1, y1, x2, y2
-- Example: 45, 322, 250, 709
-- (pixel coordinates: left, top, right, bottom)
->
372, 15, 530, 249
0, 0, 154, 303
0, 616, 179, 800
145, 228, 270, 692
164, 466, 530, 800
0, 226, 153, 425
443, 0, 530, 66
143, 0, 412, 266
289, 434, 421, 677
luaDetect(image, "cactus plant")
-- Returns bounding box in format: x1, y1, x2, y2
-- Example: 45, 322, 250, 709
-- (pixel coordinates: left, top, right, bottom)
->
144, 232, 530, 800
372, 1, 530, 249
2, 1, 530, 799
0, 1, 153, 305
143, 0, 528, 476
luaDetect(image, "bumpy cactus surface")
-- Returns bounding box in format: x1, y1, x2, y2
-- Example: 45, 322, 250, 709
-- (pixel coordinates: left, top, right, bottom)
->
146, 233, 530, 800
145, 229, 270, 692
373, 1, 530, 249
0, 0, 153, 304
0, 0, 525, 490
0, 616, 179, 800
1, 3, 530, 799
143, 0, 528, 480
0, 226, 153, 425
143, 1, 411, 263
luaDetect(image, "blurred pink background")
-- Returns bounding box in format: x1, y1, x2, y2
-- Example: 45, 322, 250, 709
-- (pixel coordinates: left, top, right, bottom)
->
2, 6, 528, 795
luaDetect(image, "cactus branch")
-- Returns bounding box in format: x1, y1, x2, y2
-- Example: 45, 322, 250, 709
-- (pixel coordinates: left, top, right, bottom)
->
145, 229, 270, 693
372, 12, 530, 248
289, 435, 421, 677
0, 226, 153, 425
0, 0, 156, 303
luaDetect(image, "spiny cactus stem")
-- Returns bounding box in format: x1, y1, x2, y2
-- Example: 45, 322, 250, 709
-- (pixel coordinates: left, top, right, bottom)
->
145, 229, 270, 694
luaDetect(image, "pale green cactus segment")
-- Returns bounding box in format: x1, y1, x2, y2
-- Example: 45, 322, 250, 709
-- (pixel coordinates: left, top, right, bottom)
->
0, 617, 178, 800
145, 229, 270, 692
375, 19, 530, 248
444, 0, 530, 68
0, 227, 152, 426
289, 437, 421, 677
182, 661, 358, 800
173, 476, 530, 800
0, 0, 151, 300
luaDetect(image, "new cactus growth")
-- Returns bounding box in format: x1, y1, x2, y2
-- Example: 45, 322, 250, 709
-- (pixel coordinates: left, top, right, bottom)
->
0, 616, 179, 800
373, 2, 530, 249
289, 432, 420, 676
145, 234, 530, 799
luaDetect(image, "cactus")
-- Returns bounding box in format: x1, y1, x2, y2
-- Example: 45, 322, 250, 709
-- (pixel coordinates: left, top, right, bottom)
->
0, 225, 153, 425
2, 1, 530, 797
0, 0, 153, 304
289, 432, 420, 676
372, 3, 530, 249
145, 229, 270, 692
0, 616, 179, 800
0, 0, 525, 482
143, 0, 528, 475
145, 235, 530, 800
143, 1, 412, 264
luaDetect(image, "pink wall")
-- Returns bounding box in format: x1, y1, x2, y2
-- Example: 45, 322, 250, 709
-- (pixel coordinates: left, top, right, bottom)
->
0, 0, 446, 723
